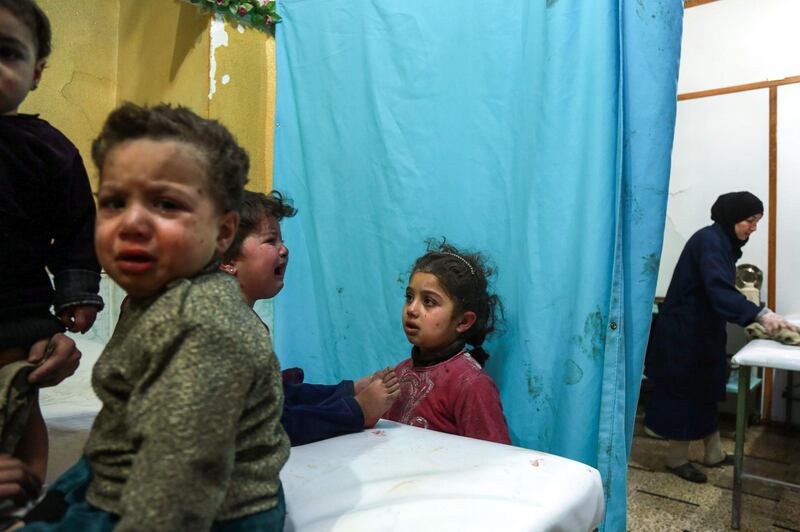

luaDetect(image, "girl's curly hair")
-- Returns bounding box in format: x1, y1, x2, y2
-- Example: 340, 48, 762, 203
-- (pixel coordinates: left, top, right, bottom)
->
410, 238, 504, 366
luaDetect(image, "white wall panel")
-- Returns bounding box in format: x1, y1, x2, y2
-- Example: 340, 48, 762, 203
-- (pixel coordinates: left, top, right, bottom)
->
775, 83, 800, 315
769, 83, 800, 423
658, 90, 770, 297
679, 0, 800, 94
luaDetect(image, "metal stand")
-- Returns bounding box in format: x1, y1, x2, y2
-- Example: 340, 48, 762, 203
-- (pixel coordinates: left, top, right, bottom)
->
732, 364, 800, 529
731, 365, 748, 529
787, 370, 794, 431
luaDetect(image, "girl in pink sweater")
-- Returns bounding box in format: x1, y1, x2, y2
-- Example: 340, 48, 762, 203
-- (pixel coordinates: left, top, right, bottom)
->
384, 241, 511, 444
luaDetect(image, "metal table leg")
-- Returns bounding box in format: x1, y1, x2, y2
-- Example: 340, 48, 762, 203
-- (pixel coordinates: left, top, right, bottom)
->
787, 370, 794, 431
732, 364, 749, 529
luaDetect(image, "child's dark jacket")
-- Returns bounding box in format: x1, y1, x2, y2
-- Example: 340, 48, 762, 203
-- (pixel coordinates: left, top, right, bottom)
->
0, 114, 102, 347
282, 380, 364, 445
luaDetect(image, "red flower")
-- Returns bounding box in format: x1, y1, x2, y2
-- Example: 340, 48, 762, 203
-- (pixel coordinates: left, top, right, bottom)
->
238, 6, 247, 16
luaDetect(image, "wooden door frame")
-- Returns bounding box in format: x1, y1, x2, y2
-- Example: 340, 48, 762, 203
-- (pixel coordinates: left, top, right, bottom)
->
684, 0, 721, 8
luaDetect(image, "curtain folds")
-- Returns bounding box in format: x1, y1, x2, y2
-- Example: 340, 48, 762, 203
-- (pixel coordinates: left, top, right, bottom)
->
274, 1, 683, 528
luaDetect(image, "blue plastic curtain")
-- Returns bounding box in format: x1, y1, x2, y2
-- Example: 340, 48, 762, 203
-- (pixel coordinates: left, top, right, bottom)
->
273, 1, 682, 529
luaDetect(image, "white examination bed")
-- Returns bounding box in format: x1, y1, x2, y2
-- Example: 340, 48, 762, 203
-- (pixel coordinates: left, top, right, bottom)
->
42, 338, 605, 531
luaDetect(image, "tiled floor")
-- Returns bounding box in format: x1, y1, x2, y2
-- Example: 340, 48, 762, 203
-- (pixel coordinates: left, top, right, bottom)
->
628, 407, 800, 531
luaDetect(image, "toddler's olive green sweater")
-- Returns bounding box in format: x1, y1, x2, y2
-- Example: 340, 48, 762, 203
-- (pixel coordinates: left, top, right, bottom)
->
84, 270, 289, 531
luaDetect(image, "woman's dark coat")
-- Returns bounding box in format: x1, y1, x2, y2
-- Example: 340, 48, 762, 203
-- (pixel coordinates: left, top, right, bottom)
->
649, 222, 761, 403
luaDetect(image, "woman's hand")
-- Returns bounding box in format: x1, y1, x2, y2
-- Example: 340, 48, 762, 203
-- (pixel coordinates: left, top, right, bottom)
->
757, 311, 800, 334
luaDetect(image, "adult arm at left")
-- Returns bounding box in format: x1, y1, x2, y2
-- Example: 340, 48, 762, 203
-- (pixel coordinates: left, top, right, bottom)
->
48, 152, 103, 331
27, 333, 81, 388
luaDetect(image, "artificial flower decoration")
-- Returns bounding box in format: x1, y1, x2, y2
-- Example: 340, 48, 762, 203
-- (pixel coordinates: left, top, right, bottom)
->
182, 0, 281, 32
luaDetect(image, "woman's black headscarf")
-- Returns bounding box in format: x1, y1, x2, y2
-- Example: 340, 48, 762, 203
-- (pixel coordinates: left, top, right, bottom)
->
710, 191, 763, 253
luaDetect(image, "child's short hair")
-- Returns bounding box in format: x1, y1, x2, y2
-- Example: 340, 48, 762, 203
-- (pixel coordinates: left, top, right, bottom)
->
91, 102, 249, 213
224, 190, 297, 262
0, 0, 51, 60
411, 239, 504, 366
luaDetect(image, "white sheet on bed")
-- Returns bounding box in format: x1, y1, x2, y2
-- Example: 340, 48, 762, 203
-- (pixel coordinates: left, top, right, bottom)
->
733, 339, 800, 372
732, 315, 800, 372
281, 420, 604, 532
40, 338, 605, 531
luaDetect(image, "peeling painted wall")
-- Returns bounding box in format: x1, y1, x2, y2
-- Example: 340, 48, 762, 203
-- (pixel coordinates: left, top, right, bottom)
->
116, 0, 275, 192
23, 0, 276, 193
21, 0, 119, 189
117, 0, 211, 115
207, 15, 276, 193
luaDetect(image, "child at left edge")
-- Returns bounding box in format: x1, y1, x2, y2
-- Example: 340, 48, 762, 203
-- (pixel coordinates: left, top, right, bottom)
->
0, 0, 102, 510
21, 103, 290, 531
221, 190, 400, 446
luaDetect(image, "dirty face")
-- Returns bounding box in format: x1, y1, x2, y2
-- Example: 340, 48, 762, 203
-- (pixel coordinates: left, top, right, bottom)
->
403, 272, 472, 358
0, 8, 45, 115
95, 139, 237, 297
230, 216, 289, 306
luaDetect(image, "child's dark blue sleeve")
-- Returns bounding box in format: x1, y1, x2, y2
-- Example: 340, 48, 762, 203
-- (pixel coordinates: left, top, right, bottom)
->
0, 116, 103, 321
49, 152, 104, 314
283, 381, 351, 404
281, 382, 364, 446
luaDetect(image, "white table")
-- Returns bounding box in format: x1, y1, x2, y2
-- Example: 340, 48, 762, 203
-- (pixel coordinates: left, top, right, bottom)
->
44, 339, 605, 531
281, 420, 604, 532
730, 323, 800, 529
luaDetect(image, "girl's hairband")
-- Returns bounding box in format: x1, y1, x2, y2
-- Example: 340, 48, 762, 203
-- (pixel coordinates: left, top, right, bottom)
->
441, 251, 475, 275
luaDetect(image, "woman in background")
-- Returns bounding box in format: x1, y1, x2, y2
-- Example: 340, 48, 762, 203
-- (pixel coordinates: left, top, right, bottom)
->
645, 191, 798, 484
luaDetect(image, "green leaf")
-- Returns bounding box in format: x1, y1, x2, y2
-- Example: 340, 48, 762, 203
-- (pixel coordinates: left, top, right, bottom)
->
183, 0, 279, 30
